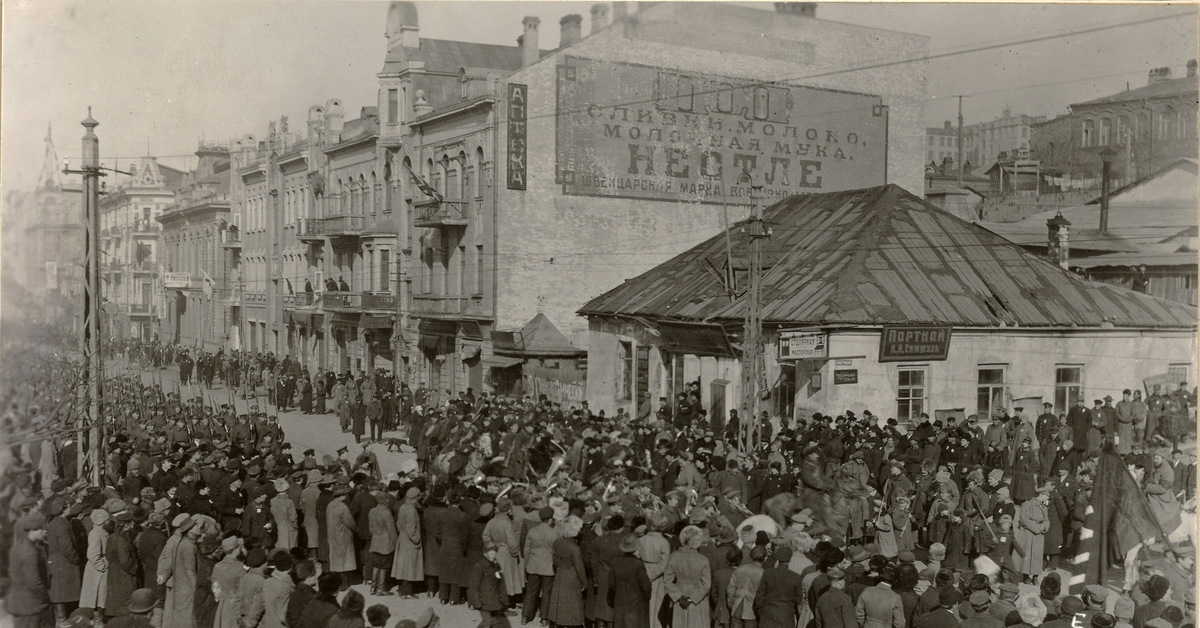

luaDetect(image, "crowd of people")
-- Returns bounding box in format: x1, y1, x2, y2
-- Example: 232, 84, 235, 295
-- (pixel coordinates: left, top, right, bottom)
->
1, 338, 1197, 628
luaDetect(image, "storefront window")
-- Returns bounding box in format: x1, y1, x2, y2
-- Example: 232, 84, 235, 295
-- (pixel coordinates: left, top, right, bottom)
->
1055, 365, 1083, 411
897, 366, 927, 423
620, 341, 633, 401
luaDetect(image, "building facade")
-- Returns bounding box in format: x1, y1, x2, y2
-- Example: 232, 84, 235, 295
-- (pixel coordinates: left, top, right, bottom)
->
158, 145, 235, 350
926, 120, 959, 167
1031, 62, 1199, 183
98, 156, 184, 341
961, 106, 1044, 168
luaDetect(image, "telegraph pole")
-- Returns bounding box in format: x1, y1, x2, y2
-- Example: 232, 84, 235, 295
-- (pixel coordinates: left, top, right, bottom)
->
739, 171, 766, 454
956, 95, 965, 187
77, 109, 104, 486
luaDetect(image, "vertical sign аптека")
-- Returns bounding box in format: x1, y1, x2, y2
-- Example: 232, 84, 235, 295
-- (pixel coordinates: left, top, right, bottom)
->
507, 84, 528, 190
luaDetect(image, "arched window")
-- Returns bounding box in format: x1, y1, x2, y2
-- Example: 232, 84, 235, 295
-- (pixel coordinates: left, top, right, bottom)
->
370, 171, 379, 214
446, 157, 459, 200
1081, 120, 1094, 147
1117, 115, 1130, 145
359, 174, 368, 215
338, 179, 347, 214
458, 151, 470, 199
1177, 110, 1192, 139
475, 147, 485, 198
1158, 109, 1174, 141
1099, 118, 1112, 146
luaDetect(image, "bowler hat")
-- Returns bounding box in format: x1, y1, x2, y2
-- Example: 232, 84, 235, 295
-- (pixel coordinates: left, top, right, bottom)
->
128, 588, 158, 614
619, 534, 639, 554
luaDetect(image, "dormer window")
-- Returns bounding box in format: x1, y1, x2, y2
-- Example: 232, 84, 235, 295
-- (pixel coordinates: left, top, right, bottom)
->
459, 67, 469, 99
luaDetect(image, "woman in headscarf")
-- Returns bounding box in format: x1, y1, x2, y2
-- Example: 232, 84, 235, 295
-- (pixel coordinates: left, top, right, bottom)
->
79, 508, 110, 620
663, 525, 711, 628
546, 515, 589, 628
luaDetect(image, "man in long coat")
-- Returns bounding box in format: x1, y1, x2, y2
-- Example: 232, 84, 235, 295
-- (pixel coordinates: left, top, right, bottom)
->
483, 497, 525, 597
212, 538, 244, 628
45, 495, 82, 624
7, 515, 51, 628
163, 523, 199, 627
301, 471, 322, 556
1145, 450, 1181, 534
1014, 485, 1050, 584
80, 508, 110, 616
436, 493, 471, 604
326, 486, 359, 588
606, 534, 653, 628
664, 526, 712, 628
391, 486, 424, 595
270, 479, 298, 550
753, 546, 804, 628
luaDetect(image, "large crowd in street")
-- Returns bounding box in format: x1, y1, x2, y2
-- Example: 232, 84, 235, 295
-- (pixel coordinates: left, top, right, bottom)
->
1, 338, 1196, 628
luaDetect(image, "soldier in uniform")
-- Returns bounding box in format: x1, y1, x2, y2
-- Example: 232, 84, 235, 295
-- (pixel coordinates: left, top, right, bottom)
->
1145, 384, 1167, 446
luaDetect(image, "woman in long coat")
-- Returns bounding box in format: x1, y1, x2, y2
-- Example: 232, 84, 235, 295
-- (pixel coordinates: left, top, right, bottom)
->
1014, 487, 1050, 582
79, 508, 110, 613
327, 489, 360, 579
1045, 484, 1066, 563
104, 515, 139, 619
45, 496, 82, 618
663, 525, 711, 628
300, 375, 314, 414
391, 488, 424, 591
482, 498, 525, 597
313, 376, 327, 414
547, 516, 589, 628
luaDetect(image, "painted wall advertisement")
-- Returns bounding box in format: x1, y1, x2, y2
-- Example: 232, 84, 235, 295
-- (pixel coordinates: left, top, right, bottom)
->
555, 56, 888, 204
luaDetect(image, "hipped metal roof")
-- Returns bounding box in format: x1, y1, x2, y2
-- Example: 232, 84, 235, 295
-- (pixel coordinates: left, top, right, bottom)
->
578, 184, 1196, 329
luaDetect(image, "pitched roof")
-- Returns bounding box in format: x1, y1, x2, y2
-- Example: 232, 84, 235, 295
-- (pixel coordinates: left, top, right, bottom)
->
381, 38, 551, 75
518, 313, 584, 356
579, 184, 1195, 329
1072, 76, 1198, 108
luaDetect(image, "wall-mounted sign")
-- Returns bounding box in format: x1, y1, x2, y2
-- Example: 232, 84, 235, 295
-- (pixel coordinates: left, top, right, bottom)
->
554, 56, 887, 204
878, 324, 952, 362
779, 330, 827, 360
834, 369, 858, 385
835, 359, 853, 368
507, 84, 528, 190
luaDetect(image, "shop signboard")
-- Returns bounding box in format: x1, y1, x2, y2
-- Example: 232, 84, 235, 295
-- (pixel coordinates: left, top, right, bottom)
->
878, 324, 952, 362
778, 330, 827, 360
555, 56, 888, 204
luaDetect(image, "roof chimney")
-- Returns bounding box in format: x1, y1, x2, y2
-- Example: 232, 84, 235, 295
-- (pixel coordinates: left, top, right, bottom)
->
590, 4, 609, 34
1188, 59, 1197, 78
1047, 212, 1070, 269
611, 2, 628, 22
560, 14, 582, 47
1148, 66, 1173, 85
522, 16, 540, 68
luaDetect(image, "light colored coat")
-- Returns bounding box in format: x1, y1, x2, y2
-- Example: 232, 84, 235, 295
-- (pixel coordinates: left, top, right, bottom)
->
238, 567, 266, 628
663, 546, 711, 628
639, 531, 672, 628
260, 569, 294, 628
212, 554, 244, 628
726, 562, 765, 621
79, 525, 108, 609
326, 497, 358, 573
483, 512, 525, 595
369, 504, 398, 555
856, 582, 906, 628
1013, 499, 1048, 576
163, 536, 197, 628
391, 500, 423, 581
270, 493, 298, 550
523, 521, 560, 576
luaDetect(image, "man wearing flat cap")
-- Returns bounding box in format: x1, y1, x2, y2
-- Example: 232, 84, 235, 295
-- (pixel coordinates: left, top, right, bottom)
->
815, 567, 856, 628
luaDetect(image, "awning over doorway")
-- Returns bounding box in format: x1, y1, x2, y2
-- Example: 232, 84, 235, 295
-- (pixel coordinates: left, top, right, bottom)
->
483, 355, 523, 369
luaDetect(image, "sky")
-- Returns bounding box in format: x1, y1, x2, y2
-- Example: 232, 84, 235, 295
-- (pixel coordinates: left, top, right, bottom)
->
2, 1, 1196, 191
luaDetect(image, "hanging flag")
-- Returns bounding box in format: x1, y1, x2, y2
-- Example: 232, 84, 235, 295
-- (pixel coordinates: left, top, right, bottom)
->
136, 243, 152, 264
201, 269, 215, 298
1069, 448, 1164, 591
402, 162, 444, 202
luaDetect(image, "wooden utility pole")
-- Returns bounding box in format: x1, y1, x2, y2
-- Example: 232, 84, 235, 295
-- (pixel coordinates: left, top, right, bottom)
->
739, 171, 766, 454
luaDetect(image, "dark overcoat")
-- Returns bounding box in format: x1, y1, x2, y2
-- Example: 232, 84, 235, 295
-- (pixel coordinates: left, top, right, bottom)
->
547, 536, 589, 627
46, 514, 83, 603
104, 532, 139, 617
606, 554, 652, 628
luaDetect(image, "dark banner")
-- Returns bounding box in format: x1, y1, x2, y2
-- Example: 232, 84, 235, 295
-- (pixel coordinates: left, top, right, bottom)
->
554, 56, 887, 204
878, 325, 952, 362
507, 84, 528, 190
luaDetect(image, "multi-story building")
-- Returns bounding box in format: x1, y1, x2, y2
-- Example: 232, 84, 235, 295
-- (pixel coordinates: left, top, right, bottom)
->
158, 144, 235, 350
98, 156, 184, 341
961, 106, 1044, 168
926, 120, 959, 166
1031, 61, 1199, 183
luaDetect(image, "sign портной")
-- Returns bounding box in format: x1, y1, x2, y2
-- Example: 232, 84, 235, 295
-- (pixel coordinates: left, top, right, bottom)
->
878, 324, 952, 362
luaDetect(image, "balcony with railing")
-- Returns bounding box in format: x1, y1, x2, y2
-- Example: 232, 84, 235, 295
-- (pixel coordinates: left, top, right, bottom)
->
222, 227, 241, 249
132, 219, 162, 235
319, 291, 398, 313
128, 303, 158, 318
282, 292, 320, 310
129, 261, 158, 274
411, 294, 476, 318
163, 272, 191, 289
413, 199, 469, 228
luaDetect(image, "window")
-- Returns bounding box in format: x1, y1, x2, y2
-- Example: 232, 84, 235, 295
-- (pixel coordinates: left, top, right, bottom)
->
1158, 112, 1173, 141
475, 245, 484, 294
378, 249, 390, 292
458, 245, 466, 294
977, 365, 1007, 419
1168, 363, 1191, 387
387, 89, 399, 124
896, 366, 927, 423
1081, 120, 1094, 147
620, 341, 633, 401
1117, 116, 1130, 144
1099, 118, 1112, 146
1055, 365, 1083, 412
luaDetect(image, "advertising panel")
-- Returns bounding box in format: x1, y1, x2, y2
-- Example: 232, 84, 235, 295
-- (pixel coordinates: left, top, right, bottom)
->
507, 84, 528, 190
555, 56, 888, 204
